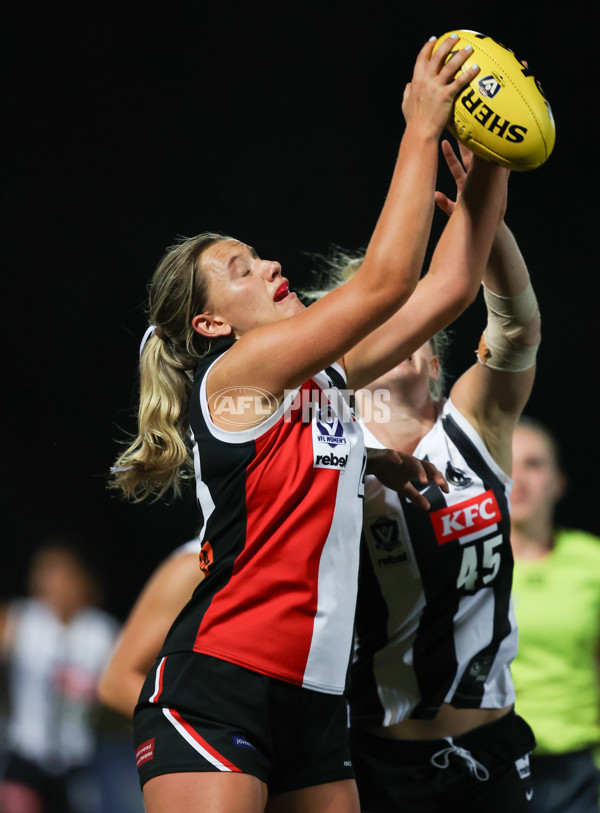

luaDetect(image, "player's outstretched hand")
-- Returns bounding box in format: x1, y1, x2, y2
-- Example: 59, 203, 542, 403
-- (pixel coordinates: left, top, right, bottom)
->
366, 448, 448, 511
435, 139, 470, 217
402, 35, 480, 140
436, 138, 509, 220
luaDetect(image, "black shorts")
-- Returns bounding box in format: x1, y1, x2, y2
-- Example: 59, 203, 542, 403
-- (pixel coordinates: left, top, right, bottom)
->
133, 651, 355, 795
1, 753, 75, 813
349, 711, 536, 813
529, 749, 600, 813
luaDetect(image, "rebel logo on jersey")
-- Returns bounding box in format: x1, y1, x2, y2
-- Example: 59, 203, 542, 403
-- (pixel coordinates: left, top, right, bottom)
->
430, 489, 501, 545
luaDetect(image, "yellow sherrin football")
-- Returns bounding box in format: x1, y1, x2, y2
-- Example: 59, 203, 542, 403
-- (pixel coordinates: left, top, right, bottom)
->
433, 30, 555, 170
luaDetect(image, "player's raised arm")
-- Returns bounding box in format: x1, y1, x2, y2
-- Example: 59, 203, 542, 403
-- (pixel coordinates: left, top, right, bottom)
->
438, 142, 541, 473
342, 146, 508, 390
202, 36, 480, 406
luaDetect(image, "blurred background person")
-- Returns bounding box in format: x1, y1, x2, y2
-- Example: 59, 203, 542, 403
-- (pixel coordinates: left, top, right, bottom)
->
0, 537, 120, 813
510, 417, 600, 812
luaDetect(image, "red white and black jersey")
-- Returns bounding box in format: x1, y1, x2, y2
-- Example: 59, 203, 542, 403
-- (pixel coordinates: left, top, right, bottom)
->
350, 399, 518, 727
160, 337, 366, 696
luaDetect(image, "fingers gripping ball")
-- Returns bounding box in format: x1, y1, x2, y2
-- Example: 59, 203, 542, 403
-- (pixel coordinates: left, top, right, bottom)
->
433, 30, 555, 170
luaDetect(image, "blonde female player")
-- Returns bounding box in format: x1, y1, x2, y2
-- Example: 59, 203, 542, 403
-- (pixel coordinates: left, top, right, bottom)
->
109, 36, 509, 813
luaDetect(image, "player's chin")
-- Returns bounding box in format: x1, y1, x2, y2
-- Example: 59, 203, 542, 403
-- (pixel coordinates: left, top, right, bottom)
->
279, 292, 305, 315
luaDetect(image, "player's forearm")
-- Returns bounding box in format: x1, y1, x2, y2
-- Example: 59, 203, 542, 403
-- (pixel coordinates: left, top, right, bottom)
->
426, 160, 509, 315
484, 220, 531, 297
358, 125, 439, 307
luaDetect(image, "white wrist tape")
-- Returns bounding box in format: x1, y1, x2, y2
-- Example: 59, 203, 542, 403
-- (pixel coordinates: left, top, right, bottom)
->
476, 281, 540, 372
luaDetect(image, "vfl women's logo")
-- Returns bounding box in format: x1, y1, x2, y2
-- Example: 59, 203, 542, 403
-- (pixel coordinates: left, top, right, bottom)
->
315, 409, 347, 448
312, 407, 349, 470
367, 515, 408, 567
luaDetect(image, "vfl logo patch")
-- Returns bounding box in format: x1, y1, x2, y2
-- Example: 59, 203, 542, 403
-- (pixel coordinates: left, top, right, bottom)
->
136, 738, 155, 768
312, 406, 349, 470
372, 516, 400, 552
315, 408, 347, 448
368, 516, 408, 567
478, 74, 502, 98
430, 490, 501, 544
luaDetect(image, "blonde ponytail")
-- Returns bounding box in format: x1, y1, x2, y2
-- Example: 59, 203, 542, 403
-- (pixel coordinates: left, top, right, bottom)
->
110, 232, 230, 502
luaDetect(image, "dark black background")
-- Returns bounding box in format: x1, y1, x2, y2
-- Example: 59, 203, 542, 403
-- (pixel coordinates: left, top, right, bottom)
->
5, 2, 597, 619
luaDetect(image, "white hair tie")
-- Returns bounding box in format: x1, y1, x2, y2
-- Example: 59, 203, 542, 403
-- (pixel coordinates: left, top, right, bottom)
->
139, 325, 157, 357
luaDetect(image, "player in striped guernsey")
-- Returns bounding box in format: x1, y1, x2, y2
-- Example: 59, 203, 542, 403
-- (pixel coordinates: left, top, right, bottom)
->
109, 38, 510, 813
0, 540, 119, 813
348, 141, 542, 811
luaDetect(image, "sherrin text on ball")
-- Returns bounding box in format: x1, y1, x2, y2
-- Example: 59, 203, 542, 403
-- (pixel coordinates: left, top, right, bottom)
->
433, 30, 555, 170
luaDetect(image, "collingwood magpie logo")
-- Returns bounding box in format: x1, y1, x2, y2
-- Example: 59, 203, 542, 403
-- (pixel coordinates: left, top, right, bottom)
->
466, 654, 493, 684
445, 461, 473, 489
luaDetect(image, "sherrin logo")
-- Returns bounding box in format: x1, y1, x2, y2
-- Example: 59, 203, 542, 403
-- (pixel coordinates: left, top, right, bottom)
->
459, 89, 528, 143
430, 489, 501, 544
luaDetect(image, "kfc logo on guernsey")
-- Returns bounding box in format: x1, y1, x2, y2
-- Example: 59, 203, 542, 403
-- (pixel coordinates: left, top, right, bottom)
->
430, 489, 501, 545
312, 407, 349, 470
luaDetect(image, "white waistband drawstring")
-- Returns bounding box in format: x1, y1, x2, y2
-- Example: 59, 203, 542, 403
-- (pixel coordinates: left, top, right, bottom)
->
430, 737, 490, 781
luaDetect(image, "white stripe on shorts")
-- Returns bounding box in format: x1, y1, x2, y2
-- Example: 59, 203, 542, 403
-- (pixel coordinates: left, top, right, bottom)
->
162, 707, 237, 772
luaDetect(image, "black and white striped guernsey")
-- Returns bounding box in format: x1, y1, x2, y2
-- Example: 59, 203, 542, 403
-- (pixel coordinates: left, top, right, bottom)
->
350, 398, 518, 727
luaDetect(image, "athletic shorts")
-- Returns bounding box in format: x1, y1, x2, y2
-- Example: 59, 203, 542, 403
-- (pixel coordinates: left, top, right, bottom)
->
133, 650, 355, 795
0, 753, 75, 813
349, 711, 536, 813
528, 749, 600, 813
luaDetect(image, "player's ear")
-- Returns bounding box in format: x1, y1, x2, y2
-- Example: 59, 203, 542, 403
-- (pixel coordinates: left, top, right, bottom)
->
192, 312, 232, 338
552, 468, 567, 503
429, 356, 440, 381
